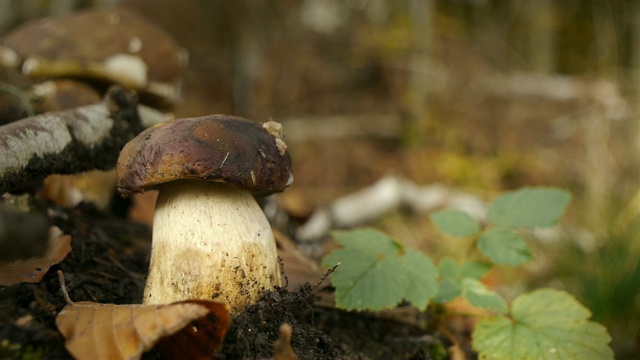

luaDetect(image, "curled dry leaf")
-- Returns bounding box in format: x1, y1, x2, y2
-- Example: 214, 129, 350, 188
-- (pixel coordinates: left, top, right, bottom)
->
0, 226, 71, 285
56, 299, 230, 360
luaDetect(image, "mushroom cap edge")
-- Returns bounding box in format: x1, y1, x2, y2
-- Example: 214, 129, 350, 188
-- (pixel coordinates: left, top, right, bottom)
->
116, 114, 293, 197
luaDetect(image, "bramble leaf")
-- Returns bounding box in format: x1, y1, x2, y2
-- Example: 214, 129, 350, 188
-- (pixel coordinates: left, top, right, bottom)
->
331, 227, 400, 251
398, 250, 438, 310
478, 228, 532, 266
488, 187, 572, 228
461, 278, 507, 313
437, 278, 460, 303
473, 288, 613, 360
438, 257, 458, 278
460, 260, 492, 279
436, 257, 491, 303
431, 210, 481, 237
323, 228, 438, 311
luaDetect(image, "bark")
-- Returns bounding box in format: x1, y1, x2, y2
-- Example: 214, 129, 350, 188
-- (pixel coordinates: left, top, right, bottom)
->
0, 86, 142, 193
403, 0, 434, 146
525, 0, 555, 74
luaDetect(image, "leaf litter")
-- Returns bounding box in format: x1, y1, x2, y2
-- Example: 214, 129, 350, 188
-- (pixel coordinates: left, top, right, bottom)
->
0, 201, 445, 359
0, 226, 71, 286
56, 271, 230, 360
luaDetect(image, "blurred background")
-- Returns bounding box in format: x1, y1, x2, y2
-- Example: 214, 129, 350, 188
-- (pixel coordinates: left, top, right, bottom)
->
1, 0, 639, 357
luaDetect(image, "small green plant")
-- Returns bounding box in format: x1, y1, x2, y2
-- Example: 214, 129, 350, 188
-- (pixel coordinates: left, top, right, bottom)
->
322, 186, 614, 359
0, 339, 43, 360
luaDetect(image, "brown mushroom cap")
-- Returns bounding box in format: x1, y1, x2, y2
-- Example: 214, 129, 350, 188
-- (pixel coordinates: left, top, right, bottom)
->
116, 115, 293, 197
0, 7, 186, 107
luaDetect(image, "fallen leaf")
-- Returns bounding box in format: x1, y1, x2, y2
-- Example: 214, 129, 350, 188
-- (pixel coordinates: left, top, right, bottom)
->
0, 226, 71, 285
153, 300, 231, 360
274, 229, 324, 289
56, 299, 229, 360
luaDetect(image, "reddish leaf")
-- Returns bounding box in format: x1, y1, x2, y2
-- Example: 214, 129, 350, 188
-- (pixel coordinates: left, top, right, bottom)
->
154, 300, 231, 359
56, 299, 229, 360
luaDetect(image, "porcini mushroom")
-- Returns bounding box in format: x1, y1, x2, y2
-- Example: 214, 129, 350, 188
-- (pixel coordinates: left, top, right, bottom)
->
0, 7, 187, 109
116, 115, 293, 314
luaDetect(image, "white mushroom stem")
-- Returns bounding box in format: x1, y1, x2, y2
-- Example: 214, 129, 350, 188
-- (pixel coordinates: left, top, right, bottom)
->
143, 179, 282, 314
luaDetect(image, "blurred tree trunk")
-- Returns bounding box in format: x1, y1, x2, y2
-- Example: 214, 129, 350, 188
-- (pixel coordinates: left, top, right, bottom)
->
525, 0, 555, 74
403, 0, 434, 147
624, 1, 640, 228
584, 3, 618, 231
631, 1, 640, 150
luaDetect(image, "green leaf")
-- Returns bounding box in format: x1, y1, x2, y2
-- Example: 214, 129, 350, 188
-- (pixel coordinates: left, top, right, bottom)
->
431, 209, 481, 237
461, 278, 507, 313
473, 289, 613, 360
488, 187, 572, 228
435, 258, 491, 303
459, 260, 492, 279
399, 250, 438, 310
438, 257, 459, 279
331, 227, 401, 251
323, 228, 438, 311
436, 278, 460, 303
478, 228, 532, 266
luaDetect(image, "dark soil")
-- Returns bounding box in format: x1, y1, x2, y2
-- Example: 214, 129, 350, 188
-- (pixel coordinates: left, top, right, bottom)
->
0, 199, 446, 360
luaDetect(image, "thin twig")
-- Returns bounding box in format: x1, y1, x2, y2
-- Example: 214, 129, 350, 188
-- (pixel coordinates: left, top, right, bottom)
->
57, 270, 75, 306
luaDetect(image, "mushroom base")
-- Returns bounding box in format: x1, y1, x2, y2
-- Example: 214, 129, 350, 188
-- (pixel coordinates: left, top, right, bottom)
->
143, 180, 282, 314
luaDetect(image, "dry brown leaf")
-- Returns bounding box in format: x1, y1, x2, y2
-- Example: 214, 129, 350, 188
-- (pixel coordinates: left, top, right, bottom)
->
127, 191, 158, 226
273, 229, 324, 289
0, 226, 71, 285
56, 299, 230, 360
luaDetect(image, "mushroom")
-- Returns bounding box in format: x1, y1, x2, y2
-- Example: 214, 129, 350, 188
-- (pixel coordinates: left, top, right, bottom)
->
116, 115, 293, 314
0, 7, 187, 109
0, 8, 182, 208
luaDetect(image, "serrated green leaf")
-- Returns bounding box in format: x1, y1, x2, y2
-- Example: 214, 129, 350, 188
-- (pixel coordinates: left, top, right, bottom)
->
437, 258, 461, 302
478, 228, 532, 266
460, 261, 492, 279
488, 187, 572, 228
323, 228, 438, 311
331, 228, 402, 252
462, 278, 508, 313
436, 278, 460, 303
399, 250, 438, 310
331, 254, 407, 311
473, 289, 613, 360
436, 259, 492, 303
438, 257, 459, 279
431, 209, 481, 237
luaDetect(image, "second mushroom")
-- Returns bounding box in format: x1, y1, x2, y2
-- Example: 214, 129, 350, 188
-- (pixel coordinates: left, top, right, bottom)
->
116, 115, 293, 314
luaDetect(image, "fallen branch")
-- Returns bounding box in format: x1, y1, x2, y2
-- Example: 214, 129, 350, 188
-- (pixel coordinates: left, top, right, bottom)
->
0, 87, 143, 193
296, 175, 487, 241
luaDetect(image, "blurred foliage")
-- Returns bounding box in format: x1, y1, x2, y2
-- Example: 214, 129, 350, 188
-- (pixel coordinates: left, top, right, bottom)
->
544, 217, 640, 358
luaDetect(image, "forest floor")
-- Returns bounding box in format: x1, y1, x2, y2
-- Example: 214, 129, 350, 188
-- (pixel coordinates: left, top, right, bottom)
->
2, 2, 638, 359
0, 199, 452, 360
